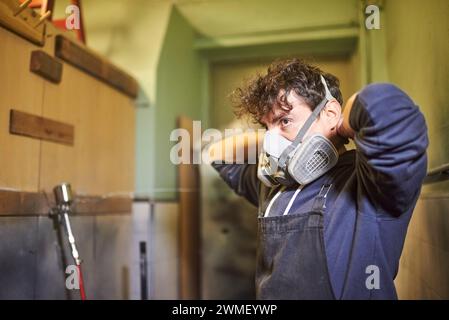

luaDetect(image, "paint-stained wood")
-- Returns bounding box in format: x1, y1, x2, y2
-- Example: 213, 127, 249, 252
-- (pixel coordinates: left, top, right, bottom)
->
177, 116, 201, 299
30, 50, 62, 83
0, 0, 45, 46
74, 196, 132, 215
0, 190, 49, 216
0, 190, 132, 216
54, 35, 138, 98
9, 109, 74, 145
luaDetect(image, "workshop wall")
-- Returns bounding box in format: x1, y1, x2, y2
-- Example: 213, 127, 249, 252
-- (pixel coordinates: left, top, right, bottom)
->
382, 0, 449, 299
0, 5, 136, 297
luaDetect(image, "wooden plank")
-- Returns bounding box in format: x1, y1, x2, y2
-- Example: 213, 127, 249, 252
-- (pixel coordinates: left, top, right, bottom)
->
0, 190, 132, 216
30, 50, 62, 83
39, 63, 135, 196
0, 0, 45, 46
9, 109, 74, 145
54, 35, 139, 98
0, 26, 43, 192
0, 190, 49, 216
177, 115, 201, 299
74, 196, 132, 215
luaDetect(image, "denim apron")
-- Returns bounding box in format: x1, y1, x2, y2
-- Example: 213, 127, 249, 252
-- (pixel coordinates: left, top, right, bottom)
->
256, 182, 335, 300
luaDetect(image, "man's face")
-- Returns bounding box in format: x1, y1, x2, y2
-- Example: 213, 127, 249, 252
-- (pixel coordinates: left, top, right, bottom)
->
260, 89, 341, 142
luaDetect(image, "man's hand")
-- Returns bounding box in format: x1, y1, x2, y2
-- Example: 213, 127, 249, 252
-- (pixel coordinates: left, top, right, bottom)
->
337, 93, 357, 139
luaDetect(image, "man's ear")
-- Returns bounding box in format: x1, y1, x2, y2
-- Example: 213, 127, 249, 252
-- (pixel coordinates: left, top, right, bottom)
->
322, 99, 342, 130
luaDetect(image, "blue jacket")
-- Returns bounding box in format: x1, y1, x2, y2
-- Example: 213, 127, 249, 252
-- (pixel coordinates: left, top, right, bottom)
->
212, 83, 428, 299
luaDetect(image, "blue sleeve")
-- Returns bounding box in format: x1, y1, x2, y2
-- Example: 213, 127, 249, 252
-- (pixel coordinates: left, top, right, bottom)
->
211, 162, 260, 207
350, 83, 429, 216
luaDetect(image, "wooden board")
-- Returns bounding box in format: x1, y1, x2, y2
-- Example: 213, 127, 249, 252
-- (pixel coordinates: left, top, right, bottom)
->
0, 190, 49, 215
0, 190, 132, 216
177, 115, 201, 299
39, 62, 135, 196
0, 6, 135, 198
10, 109, 74, 145
54, 35, 139, 98
30, 50, 63, 83
0, 0, 45, 46
0, 26, 43, 192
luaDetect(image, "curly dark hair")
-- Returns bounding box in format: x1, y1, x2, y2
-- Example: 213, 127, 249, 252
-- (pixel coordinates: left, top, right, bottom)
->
231, 58, 343, 124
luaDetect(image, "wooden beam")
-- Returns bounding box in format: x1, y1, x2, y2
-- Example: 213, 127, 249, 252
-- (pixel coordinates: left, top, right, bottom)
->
0, 190, 49, 216
55, 35, 139, 99
177, 115, 201, 299
74, 196, 132, 215
30, 50, 63, 83
9, 109, 74, 145
0, 190, 132, 216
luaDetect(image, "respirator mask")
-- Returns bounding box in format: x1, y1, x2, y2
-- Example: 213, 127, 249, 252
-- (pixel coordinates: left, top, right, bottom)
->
257, 75, 339, 187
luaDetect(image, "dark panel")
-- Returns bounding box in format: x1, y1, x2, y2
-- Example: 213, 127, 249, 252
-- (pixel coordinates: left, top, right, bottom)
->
68, 216, 96, 300
34, 215, 72, 299
0, 212, 132, 300
92, 215, 132, 299
201, 166, 257, 299
34, 215, 95, 300
130, 201, 152, 300
0, 217, 38, 299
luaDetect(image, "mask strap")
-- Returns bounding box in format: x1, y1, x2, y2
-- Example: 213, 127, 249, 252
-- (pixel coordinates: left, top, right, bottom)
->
277, 75, 335, 170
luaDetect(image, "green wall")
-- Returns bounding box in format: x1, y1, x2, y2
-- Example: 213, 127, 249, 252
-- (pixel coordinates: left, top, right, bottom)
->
154, 8, 204, 200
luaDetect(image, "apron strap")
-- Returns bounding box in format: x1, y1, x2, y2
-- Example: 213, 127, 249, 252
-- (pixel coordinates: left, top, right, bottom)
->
264, 170, 335, 218
282, 186, 303, 216
263, 186, 286, 217
311, 183, 333, 213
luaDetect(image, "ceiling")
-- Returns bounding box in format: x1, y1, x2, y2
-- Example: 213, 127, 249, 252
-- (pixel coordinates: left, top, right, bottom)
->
174, 0, 359, 38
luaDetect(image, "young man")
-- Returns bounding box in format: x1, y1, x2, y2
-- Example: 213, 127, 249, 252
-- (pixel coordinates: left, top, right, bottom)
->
208, 58, 428, 299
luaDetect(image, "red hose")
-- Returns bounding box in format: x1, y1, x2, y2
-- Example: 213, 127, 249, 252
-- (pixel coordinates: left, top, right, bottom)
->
77, 264, 87, 300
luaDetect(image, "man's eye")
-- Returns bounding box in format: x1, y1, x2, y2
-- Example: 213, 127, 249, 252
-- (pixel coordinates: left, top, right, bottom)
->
280, 118, 291, 127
